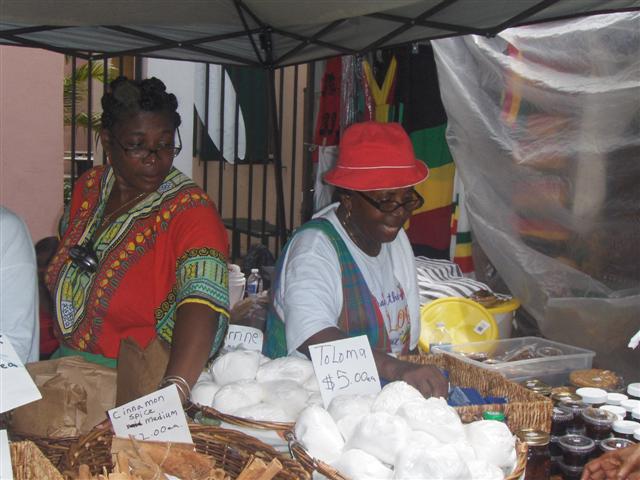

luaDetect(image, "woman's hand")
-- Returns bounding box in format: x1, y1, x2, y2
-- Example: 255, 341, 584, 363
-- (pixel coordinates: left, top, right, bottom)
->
300, 327, 449, 399
581, 444, 640, 480
388, 360, 449, 398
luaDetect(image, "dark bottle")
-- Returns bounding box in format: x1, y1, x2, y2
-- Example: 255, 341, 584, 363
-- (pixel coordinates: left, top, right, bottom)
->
516, 429, 551, 480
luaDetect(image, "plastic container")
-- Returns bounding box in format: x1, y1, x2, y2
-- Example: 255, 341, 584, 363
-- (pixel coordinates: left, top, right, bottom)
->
612, 420, 640, 441
627, 383, 640, 400
607, 392, 628, 406
635, 428, 640, 442
577, 387, 608, 407
557, 460, 584, 480
599, 405, 627, 421
228, 264, 246, 308
431, 336, 595, 386
552, 407, 574, 437
558, 400, 588, 434
599, 437, 634, 454
621, 399, 640, 420
582, 407, 617, 441
485, 298, 520, 339
634, 408, 640, 422
246, 268, 263, 297
558, 434, 595, 467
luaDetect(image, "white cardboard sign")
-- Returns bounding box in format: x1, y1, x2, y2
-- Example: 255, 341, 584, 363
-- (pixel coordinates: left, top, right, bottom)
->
224, 325, 263, 351
0, 333, 42, 413
0, 430, 12, 480
108, 384, 192, 444
308, 335, 381, 408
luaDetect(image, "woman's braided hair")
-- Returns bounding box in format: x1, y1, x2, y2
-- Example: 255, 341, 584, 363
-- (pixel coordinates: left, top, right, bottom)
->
101, 76, 181, 130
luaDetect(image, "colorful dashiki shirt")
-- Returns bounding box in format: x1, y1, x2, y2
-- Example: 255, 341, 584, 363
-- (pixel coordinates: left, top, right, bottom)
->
45, 166, 229, 360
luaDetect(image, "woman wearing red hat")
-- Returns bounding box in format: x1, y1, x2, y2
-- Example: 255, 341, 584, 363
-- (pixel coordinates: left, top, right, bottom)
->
264, 122, 448, 398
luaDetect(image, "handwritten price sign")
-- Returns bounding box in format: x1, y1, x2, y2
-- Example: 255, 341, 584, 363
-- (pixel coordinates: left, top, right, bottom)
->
108, 384, 192, 443
0, 333, 41, 413
309, 335, 381, 408
224, 325, 263, 351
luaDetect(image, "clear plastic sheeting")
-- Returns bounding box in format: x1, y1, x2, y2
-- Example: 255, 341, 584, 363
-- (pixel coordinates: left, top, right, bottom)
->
431, 12, 640, 381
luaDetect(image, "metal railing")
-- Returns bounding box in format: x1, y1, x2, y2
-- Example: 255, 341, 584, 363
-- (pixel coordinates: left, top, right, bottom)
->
65, 55, 315, 262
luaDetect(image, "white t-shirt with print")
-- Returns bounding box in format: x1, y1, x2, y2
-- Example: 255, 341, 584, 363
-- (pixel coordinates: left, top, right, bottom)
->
272, 203, 420, 355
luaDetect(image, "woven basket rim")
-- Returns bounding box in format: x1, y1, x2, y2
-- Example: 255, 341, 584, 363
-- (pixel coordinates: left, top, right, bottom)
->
187, 402, 295, 431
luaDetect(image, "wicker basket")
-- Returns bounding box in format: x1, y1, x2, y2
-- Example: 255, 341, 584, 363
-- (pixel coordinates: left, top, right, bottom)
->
9, 440, 64, 480
63, 423, 310, 479
289, 431, 529, 480
8, 430, 78, 471
186, 402, 295, 450
399, 353, 553, 433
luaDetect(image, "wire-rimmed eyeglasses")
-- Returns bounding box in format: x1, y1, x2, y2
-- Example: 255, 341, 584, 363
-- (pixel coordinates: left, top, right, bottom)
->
113, 129, 182, 160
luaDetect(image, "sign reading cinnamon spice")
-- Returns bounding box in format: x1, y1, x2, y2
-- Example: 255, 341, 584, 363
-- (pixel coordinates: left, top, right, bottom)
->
108, 384, 192, 444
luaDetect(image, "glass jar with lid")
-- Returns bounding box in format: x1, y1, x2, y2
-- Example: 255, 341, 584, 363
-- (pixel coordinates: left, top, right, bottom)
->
621, 399, 640, 420
516, 429, 551, 480
627, 383, 640, 401
576, 387, 608, 407
522, 379, 552, 397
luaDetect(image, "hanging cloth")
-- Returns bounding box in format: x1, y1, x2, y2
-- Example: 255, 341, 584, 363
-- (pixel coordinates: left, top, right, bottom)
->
362, 55, 398, 123
313, 57, 342, 162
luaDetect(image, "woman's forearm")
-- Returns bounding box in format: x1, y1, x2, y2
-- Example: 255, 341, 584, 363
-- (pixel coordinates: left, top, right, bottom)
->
164, 302, 221, 396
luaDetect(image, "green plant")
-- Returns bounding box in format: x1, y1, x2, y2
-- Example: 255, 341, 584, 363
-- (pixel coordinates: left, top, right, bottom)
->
64, 59, 119, 130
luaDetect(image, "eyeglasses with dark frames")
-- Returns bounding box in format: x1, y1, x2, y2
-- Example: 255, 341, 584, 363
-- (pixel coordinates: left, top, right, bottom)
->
356, 189, 424, 213
113, 129, 182, 160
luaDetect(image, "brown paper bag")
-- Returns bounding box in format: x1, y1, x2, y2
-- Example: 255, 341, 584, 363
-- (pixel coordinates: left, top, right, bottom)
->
116, 336, 170, 406
10, 356, 116, 437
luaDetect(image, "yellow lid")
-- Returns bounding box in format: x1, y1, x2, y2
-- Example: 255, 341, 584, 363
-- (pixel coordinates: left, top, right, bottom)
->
419, 297, 498, 353
485, 298, 520, 314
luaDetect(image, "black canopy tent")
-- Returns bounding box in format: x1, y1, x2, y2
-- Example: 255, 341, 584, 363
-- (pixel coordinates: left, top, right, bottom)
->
2, 0, 639, 246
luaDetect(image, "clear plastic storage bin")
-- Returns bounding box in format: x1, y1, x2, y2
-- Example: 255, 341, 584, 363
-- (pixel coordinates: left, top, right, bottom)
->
432, 336, 595, 386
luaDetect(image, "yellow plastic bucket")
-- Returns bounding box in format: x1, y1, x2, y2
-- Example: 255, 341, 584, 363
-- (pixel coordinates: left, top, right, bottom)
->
419, 297, 498, 353
485, 298, 520, 339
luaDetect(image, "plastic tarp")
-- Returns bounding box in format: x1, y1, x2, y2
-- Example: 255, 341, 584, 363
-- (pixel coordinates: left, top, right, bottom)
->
432, 12, 640, 381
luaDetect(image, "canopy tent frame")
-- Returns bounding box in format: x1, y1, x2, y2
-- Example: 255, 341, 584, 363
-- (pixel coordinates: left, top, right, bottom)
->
2, 0, 639, 252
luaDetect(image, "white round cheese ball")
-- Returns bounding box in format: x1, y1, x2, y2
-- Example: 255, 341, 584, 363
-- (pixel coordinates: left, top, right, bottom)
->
394, 442, 471, 480
466, 420, 516, 472
190, 380, 220, 407
256, 356, 315, 384
212, 380, 264, 415
371, 381, 424, 415
333, 449, 393, 480
209, 350, 261, 386
261, 380, 309, 420
345, 412, 410, 465
295, 405, 345, 464
397, 397, 465, 443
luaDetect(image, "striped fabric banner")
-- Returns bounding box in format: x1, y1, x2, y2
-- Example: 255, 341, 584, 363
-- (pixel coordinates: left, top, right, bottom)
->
450, 172, 474, 275
415, 257, 494, 304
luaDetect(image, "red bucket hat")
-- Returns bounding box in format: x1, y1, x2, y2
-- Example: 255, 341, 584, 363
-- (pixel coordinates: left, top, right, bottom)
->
324, 121, 429, 191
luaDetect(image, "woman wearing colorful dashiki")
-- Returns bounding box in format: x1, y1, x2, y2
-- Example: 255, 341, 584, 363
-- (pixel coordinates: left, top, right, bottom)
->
45, 77, 229, 401
264, 122, 448, 398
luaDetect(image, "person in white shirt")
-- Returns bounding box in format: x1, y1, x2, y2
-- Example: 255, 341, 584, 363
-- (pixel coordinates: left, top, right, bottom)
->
265, 122, 448, 398
0, 206, 39, 363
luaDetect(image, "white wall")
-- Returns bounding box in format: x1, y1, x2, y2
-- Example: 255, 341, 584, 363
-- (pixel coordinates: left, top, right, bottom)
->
143, 59, 195, 178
